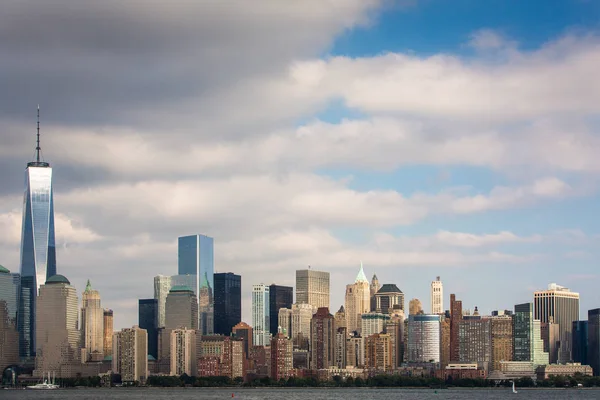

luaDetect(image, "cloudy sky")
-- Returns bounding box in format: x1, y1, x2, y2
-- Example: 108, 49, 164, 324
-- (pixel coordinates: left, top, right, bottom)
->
1, 0, 600, 329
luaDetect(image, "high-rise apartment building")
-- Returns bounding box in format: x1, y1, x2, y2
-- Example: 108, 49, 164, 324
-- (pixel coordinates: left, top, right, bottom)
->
35, 275, 79, 377
269, 284, 293, 336
270, 332, 293, 381
459, 317, 492, 370
407, 314, 440, 363
374, 284, 404, 314
165, 286, 198, 330
588, 309, 600, 376
296, 269, 329, 309
572, 320, 588, 365
431, 277, 443, 314
310, 307, 335, 370
334, 327, 347, 368
385, 315, 404, 369
214, 273, 241, 336
103, 309, 113, 357
366, 333, 392, 373
19, 118, 57, 358
0, 265, 20, 372
491, 314, 513, 371
534, 283, 580, 362
81, 280, 104, 362
178, 234, 214, 335
113, 326, 148, 383
170, 329, 197, 376
139, 298, 158, 359
440, 316, 451, 368
252, 284, 270, 346
345, 264, 370, 334
346, 335, 365, 367
153, 275, 172, 328
450, 294, 463, 362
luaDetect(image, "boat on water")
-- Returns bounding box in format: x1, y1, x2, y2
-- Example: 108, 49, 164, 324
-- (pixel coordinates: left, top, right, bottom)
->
27, 372, 59, 390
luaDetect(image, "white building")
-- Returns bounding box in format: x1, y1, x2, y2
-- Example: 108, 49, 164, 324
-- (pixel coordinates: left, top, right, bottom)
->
252, 284, 270, 346
408, 314, 440, 364
431, 276, 443, 315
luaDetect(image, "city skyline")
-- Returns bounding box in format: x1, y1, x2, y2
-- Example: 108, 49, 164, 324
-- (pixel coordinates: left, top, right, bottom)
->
1, 1, 600, 330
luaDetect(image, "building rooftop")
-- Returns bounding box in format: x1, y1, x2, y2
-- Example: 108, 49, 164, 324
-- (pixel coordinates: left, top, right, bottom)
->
355, 262, 368, 283
0, 264, 9, 274
170, 285, 194, 293
46, 274, 70, 285
377, 284, 402, 294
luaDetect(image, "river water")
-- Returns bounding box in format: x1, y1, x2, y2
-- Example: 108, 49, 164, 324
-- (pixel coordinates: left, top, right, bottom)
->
3, 387, 600, 399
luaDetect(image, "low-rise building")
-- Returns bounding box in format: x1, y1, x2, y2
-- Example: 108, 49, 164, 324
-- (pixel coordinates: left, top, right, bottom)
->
536, 363, 593, 380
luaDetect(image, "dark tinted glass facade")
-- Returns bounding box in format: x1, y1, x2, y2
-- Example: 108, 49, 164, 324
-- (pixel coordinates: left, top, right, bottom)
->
269, 284, 293, 335
588, 309, 600, 376
513, 303, 533, 361
214, 273, 241, 336
572, 320, 588, 365
139, 298, 158, 359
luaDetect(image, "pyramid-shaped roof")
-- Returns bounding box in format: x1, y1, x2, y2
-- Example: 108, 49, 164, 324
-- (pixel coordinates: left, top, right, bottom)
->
355, 261, 368, 283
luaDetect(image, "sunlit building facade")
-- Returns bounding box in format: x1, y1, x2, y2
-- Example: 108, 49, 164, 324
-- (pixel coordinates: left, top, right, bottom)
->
296, 269, 329, 309
81, 280, 104, 362
407, 314, 440, 364
153, 275, 172, 329
345, 264, 370, 334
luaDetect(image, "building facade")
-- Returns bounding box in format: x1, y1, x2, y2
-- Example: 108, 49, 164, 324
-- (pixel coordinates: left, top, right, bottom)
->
588, 309, 600, 376
458, 317, 492, 370
534, 283, 580, 363
310, 307, 335, 370
214, 273, 241, 336
269, 284, 293, 336
431, 276, 443, 315
572, 320, 588, 365
81, 280, 104, 362
19, 133, 57, 358
252, 284, 270, 346
138, 298, 158, 359
361, 312, 390, 338
113, 326, 148, 383
409, 298, 423, 315
296, 269, 329, 309
491, 315, 513, 371
153, 275, 172, 329
170, 329, 197, 376
103, 309, 113, 357
366, 333, 392, 373
178, 234, 214, 335
291, 303, 316, 349
407, 314, 441, 364
35, 275, 80, 377
375, 284, 404, 314
270, 333, 293, 381
345, 264, 371, 334
450, 294, 463, 362
165, 286, 198, 330
0, 265, 20, 372
232, 322, 253, 358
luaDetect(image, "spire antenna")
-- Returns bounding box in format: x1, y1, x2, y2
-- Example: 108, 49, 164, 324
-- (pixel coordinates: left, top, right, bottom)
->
36, 105, 41, 162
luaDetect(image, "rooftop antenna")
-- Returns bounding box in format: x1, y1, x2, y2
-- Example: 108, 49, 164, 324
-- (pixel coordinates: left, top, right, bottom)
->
36, 105, 41, 162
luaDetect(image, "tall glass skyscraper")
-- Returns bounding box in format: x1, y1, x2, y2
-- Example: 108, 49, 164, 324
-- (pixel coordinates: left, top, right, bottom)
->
178, 235, 214, 335
18, 114, 57, 358
214, 273, 241, 336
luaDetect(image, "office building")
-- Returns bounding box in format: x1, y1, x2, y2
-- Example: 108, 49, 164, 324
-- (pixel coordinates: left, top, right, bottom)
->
113, 326, 148, 383
450, 294, 463, 362
375, 284, 404, 314
214, 273, 241, 335
431, 277, 443, 314
178, 234, 214, 335
19, 118, 57, 358
103, 309, 113, 357
310, 307, 335, 370
345, 264, 370, 334
170, 329, 197, 376
138, 299, 158, 359
572, 320, 588, 365
0, 265, 19, 372
269, 284, 293, 336
491, 314, 513, 371
35, 275, 79, 377
165, 286, 198, 330
459, 317, 492, 370
407, 314, 440, 363
588, 309, 600, 375
361, 311, 390, 338
296, 268, 329, 309
514, 303, 549, 366
81, 280, 104, 362
366, 333, 392, 372
153, 275, 172, 328
409, 298, 423, 315
291, 303, 316, 349
232, 322, 253, 358
540, 321, 560, 364
271, 332, 293, 381
534, 283, 580, 362
252, 284, 270, 346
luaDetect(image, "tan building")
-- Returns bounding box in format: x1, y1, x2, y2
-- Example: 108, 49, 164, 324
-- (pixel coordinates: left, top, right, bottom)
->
409, 298, 423, 316
35, 274, 80, 377
491, 315, 513, 371
370, 274, 380, 312
365, 333, 392, 373
386, 317, 403, 369
334, 305, 347, 330
440, 316, 451, 369
536, 363, 593, 380
458, 315, 492, 370
80, 280, 104, 362
310, 307, 335, 370
0, 265, 19, 373
165, 286, 198, 330
334, 327, 347, 368
170, 329, 197, 376
344, 264, 371, 334
291, 303, 316, 350
112, 326, 148, 383
296, 269, 329, 309
430, 277, 443, 315
103, 309, 113, 357
346, 335, 365, 368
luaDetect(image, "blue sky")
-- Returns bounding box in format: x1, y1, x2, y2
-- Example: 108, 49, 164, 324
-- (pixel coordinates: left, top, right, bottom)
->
1, 1, 600, 328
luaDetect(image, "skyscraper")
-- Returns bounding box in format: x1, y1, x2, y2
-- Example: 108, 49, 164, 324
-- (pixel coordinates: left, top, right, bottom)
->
103, 309, 113, 357
138, 298, 158, 359
572, 320, 588, 366
534, 283, 580, 362
35, 274, 79, 377
232, 322, 253, 358
459, 316, 492, 370
165, 286, 198, 330
0, 265, 20, 372
214, 273, 241, 336
450, 294, 463, 362
291, 303, 316, 349
370, 274, 380, 312
366, 333, 393, 372
170, 329, 197, 377
153, 275, 172, 329
252, 284, 270, 346
295, 268, 329, 309
269, 284, 293, 336
374, 284, 404, 314
270, 332, 293, 381
81, 280, 104, 362
345, 264, 370, 334
431, 276, 443, 314
588, 309, 600, 376
407, 314, 441, 363
310, 307, 335, 370
491, 314, 513, 371
19, 111, 57, 358
178, 234, 214, 335
113, 326, 148, 384
513, 302, 549, 366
